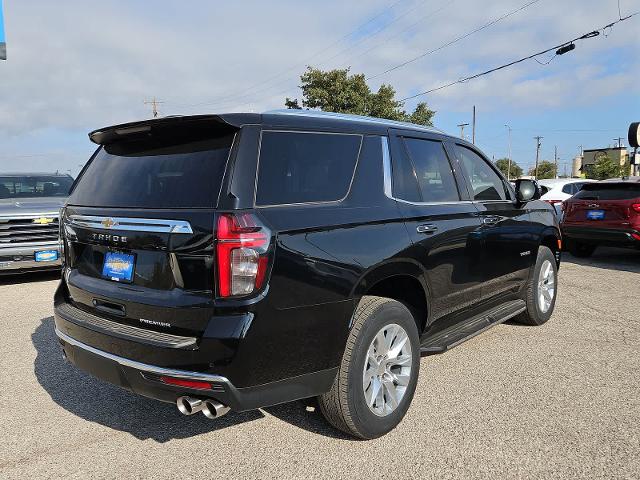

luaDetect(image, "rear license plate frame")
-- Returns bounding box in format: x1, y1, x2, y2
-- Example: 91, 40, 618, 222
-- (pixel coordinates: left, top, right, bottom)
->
101, 251, 136, 283
586, 209, 605, 220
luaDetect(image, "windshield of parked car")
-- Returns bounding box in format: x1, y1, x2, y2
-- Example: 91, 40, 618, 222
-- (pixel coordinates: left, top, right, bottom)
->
0, 175, 74, 199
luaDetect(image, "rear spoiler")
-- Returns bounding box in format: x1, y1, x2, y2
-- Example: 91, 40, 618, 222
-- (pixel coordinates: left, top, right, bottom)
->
88, 113, 259, 145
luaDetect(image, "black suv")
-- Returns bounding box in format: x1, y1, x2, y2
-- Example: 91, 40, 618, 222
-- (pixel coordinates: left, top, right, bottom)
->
55, 110, 560, 439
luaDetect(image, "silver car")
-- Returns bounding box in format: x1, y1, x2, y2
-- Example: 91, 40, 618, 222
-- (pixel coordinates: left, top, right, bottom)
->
0, 173, 73, 273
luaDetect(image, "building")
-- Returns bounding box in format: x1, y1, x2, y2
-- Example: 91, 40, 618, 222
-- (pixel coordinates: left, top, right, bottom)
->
579, 146, 631, 176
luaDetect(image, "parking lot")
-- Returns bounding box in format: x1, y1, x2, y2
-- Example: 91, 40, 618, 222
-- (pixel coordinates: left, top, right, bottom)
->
0, 247, 638, 479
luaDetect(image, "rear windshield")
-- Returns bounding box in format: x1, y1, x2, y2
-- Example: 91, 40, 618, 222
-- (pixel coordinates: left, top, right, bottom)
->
0, 175, 73, 199
573, 183, 640, 201
69, 133, 234, 208
256, 131, 362, 206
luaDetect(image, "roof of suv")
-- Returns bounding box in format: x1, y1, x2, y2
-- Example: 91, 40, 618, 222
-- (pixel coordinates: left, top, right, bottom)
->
600, 176, 640, 183
89, 110, 450, 145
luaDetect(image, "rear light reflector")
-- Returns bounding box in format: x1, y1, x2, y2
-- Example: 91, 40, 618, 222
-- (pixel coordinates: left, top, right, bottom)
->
159, 376, 212, 390
632, 204, 640, 213
216, 213, 271, 297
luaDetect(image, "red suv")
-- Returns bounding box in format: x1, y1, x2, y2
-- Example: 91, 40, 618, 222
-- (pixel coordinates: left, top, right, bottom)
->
561, 177, 640, 257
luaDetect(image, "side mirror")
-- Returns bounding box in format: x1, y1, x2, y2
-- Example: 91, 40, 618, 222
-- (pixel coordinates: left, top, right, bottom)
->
514, 179, 540, 203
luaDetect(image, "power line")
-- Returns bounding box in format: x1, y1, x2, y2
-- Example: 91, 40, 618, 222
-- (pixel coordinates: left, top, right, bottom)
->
367, 0, 542, 81
399, 12, 638, 102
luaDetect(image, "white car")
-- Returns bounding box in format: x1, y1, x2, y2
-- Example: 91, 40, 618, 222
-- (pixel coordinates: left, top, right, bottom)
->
538, 178, 597, 215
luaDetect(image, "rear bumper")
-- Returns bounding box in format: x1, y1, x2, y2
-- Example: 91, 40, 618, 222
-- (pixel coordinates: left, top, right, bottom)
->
56, 327, 337, 411
561, 225, 640, 247
0, 242, 61, 273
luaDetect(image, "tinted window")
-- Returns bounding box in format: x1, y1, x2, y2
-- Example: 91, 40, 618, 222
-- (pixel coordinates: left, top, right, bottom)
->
540, 185, 550, 195
69, 134, 234, 208
0, 175, 73, 199
403, 138, 459, 202
573, 183, 640, 200
391, 140, 421, 202
456, 145, 507, 201
256, 131, 361, 206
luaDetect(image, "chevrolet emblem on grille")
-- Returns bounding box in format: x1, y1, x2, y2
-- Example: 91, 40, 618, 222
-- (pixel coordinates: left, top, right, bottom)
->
32, 217, 54, 225
101, 218, 117, 229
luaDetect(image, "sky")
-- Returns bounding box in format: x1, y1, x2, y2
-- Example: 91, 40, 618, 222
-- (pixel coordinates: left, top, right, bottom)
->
0, 0, 638, 176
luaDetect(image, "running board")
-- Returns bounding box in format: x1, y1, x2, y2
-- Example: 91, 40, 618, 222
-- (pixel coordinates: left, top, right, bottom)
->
420, 299, 526, 354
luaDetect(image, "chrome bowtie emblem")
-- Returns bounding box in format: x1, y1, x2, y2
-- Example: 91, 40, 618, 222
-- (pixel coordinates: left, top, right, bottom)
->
101, 217, 117, 229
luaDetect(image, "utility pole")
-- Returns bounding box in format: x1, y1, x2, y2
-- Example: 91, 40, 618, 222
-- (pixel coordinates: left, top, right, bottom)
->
457, 123, 469, 139
472, 105, 476, 145
505, 124, 512, 180
554, 145, 558, 179
534, 136, 543, 180
144, 97, 164, 118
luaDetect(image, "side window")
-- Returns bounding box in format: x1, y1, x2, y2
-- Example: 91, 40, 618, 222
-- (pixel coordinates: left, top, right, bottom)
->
455, 145, 507, 201
255, 131, 361, 206
561, 184, 574, 195
390, 140, 421, 202
403, 138, 459, 202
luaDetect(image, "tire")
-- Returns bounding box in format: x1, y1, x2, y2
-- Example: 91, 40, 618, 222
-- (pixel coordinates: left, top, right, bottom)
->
514, 246, 558, 326
318, 296, 420, 439
568, 240, 596, 258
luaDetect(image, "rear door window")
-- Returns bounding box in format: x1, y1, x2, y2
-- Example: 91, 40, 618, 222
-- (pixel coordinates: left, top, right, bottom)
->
255, 131, 361, 206
402, 138, 459, 202
68, 133, 235, 208
455, 145, 508, 201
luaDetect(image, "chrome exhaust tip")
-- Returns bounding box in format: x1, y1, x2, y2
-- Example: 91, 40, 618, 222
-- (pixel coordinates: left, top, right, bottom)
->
202, 399, 230, 419
176, 396, 205, 416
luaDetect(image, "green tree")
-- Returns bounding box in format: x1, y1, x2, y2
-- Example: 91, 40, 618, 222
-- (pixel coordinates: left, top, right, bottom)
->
585, 154, 628, 180
285, 67, 435, 126
529, 160, 557, 179
494, 158, 522, 179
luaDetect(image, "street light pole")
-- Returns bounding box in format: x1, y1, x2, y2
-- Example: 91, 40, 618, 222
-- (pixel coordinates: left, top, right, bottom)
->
505, 124, 512, 180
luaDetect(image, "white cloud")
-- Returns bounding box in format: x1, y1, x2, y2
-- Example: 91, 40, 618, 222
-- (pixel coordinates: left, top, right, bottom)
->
0, 0, 638, 171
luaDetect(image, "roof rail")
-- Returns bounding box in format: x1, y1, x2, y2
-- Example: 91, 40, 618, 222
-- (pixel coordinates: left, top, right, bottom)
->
264, 109, 443, 134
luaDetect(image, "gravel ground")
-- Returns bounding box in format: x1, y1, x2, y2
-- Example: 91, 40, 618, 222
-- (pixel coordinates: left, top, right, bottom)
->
1, 247, 638, 479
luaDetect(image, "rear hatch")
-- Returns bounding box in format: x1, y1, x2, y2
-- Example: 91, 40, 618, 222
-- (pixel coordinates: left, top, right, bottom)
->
563, 182, 640, 229
61, 117, 238, 337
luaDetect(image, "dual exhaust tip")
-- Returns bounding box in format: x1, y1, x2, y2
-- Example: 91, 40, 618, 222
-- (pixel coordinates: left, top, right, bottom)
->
176, 396, 230, 419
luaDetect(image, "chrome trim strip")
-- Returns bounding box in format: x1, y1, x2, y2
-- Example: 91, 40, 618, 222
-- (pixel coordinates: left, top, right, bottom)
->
0, 212, 59, 220
55, 328, 230, 384
381, 136, 393, 198
67, 215, 193, 234
380, 136, 474, 207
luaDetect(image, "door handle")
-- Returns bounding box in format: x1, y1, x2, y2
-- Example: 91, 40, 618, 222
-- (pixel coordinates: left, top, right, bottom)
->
416, 224, 438, 234
482, 215, 501, 225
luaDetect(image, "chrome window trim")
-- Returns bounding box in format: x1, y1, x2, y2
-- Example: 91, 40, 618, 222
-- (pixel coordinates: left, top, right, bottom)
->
56, 328, 230, 384
67, 215, 193, 234
253, 130, 364, 209
381, 136, 473, 207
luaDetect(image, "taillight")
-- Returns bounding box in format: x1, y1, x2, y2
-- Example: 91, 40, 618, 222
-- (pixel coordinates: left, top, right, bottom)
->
544, 199, 562, 205
632, 203, 640, 213
216, 213, 271, 297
